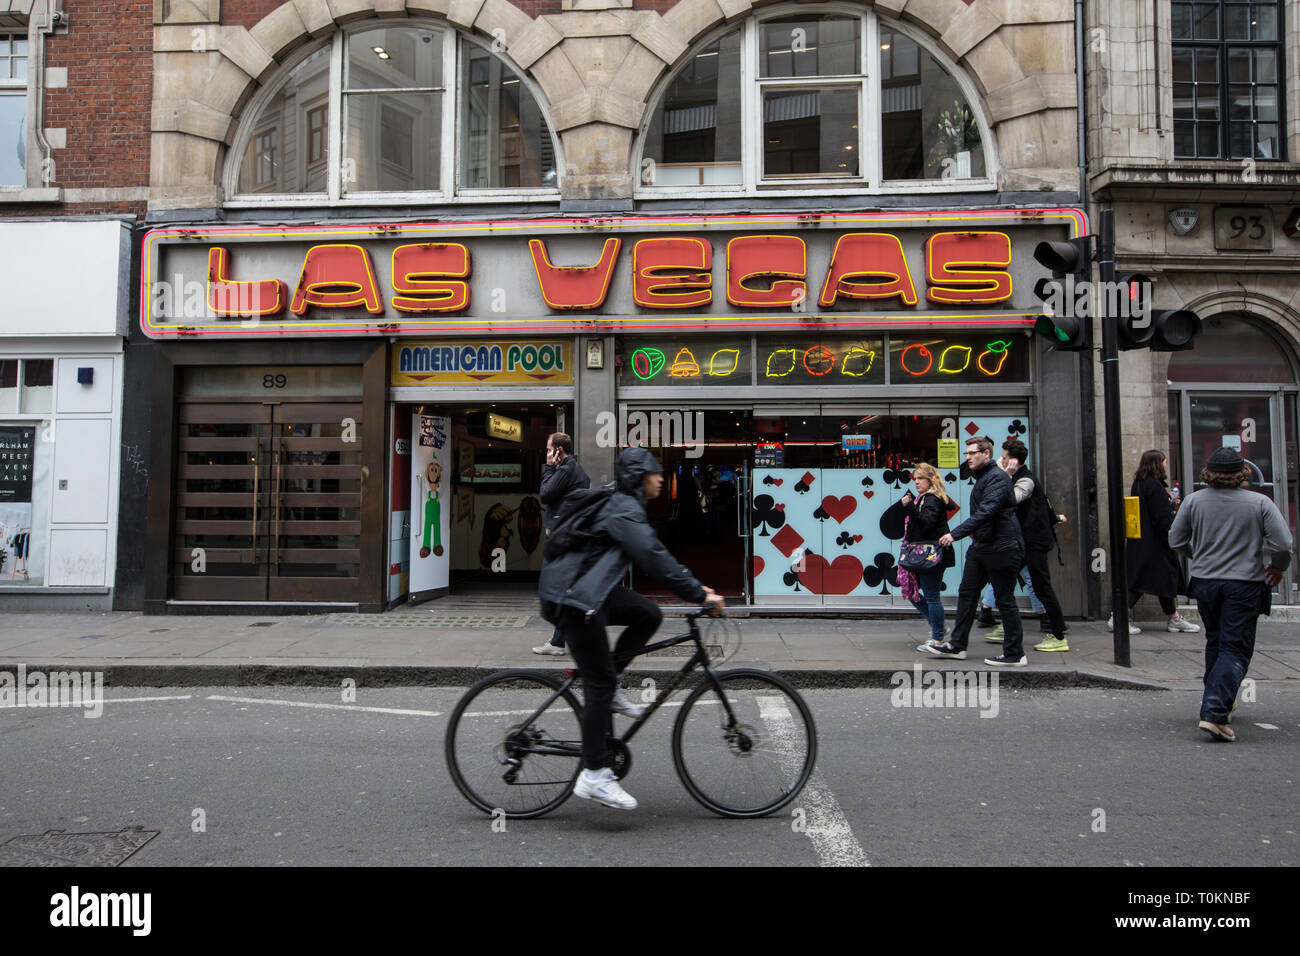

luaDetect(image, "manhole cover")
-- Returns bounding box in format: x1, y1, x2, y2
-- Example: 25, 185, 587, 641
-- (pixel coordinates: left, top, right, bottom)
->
0, 827, 158, 867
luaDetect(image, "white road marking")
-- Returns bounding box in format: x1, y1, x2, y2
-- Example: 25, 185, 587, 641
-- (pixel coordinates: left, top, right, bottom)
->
103, 695, 194, 704
758, 694, 869, 868
1255, 723, 1279, 730
207, 695, 443, 718
463, 699, 718, 718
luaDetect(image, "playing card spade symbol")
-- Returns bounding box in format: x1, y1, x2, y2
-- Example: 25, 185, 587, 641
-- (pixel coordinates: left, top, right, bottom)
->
763, 475, 784, 487
752, 494, 786, 536
813, 505, 830, 521
861, 475, 875, 488
863, 553, 899, 595
879, 499, 906, 540
835, 531, 854, 549
944, 472, 957, 483
794, 471, 815, 494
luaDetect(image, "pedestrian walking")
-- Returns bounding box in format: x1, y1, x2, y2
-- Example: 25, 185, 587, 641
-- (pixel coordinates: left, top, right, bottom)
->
918, 435, 1028, 666
1169, 446, 1292, 742
899, 463, 955, 646
1114, 450, 1200, 636
993, 440, 1069, 652
532, 432, 590, 656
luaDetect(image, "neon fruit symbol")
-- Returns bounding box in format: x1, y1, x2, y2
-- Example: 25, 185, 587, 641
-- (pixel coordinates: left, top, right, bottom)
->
631, 347, 666, 380
977, 340, 1012, 376
899, 344, 934, 376
938, 345, 972, 374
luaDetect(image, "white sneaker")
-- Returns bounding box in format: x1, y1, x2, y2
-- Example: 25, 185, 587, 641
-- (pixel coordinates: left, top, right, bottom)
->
611, 686, 647, 719
1107, 614, 1140, 635
532, 643, 567, 656
573, 767, 637, 810
1167, 613, 1201, 633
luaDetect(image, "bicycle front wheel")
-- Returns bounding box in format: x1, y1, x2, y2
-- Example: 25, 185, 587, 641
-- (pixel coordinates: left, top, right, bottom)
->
672, 669, 817, 818
444, 669, 584, 819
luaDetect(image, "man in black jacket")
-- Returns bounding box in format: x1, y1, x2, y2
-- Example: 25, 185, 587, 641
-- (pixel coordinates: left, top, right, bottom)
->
1001, 440, 1069, 652
532, 433, 590, 656
539, 446, 724, 810
919, 435, 1028, 666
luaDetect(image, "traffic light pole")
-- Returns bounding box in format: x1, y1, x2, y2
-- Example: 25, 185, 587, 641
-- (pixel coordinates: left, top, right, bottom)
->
1097, 209, 1132, 666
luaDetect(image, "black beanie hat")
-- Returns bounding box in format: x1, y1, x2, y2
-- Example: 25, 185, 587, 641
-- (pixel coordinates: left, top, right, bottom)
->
1205, 446, 1245, 473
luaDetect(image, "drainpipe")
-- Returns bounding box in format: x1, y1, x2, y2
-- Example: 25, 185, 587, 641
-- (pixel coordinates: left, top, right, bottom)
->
1075, 0, 1102, 619
32, 0, 65, 187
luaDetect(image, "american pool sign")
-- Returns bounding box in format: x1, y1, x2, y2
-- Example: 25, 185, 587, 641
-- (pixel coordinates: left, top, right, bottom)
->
391, 341, 571, 386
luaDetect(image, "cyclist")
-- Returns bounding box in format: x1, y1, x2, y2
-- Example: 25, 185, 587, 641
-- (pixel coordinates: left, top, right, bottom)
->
539, 446, 726, 810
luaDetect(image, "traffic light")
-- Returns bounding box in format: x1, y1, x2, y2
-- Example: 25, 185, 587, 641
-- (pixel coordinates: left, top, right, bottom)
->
1032, 237, 1092, 351
1116, 272, 1202, 351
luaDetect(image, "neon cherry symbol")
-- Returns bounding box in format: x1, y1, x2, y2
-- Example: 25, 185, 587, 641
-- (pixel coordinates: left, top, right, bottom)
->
899, 344, 933, 376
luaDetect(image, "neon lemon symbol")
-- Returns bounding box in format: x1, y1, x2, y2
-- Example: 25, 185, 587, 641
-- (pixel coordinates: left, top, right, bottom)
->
977, 340, 1012, 376
938, 345, 972, 374
766, 348, 798, 377
841, 347, 875, 377
669, 347, 701, 378
709, 348, 741, 376
631, 347, 665, 380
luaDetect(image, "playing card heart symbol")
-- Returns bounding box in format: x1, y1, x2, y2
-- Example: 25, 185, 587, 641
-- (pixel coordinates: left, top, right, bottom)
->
863, 490, 875, 499
796, 553, 864, 595
852, 534, 863, 543
772, 479, 783, 486
775, 503, 785, 511
820, 495, 857, 523
751, 556, 765, 577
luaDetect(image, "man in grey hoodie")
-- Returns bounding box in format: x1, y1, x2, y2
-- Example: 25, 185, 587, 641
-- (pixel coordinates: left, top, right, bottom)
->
1169, 446, 1293, 742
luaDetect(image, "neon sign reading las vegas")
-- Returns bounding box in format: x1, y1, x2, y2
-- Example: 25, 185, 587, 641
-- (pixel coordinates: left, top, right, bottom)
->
629, 339, 1016, 381
196, 231, 1015, 318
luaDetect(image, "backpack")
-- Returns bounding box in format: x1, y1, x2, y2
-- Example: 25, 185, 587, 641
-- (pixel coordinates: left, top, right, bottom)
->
543, 485, 616, 561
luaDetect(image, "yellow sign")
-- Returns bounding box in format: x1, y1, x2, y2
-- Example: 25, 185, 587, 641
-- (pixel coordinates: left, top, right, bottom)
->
1124, 496, 1141, 538
937, 438, 960, 469
486, 413, 523, 443
392, 341, 572, 386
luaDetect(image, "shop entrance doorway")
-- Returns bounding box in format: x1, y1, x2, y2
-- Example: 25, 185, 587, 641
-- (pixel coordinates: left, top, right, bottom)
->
172, 401, 364, 602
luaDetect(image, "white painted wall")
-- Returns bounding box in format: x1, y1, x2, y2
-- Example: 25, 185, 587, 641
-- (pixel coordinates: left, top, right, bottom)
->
0, 220, 130, 338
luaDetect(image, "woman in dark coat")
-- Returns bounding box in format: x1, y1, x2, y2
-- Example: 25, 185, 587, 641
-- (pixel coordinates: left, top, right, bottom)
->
1117, 449, 1200, 635
901, 463, 956, 646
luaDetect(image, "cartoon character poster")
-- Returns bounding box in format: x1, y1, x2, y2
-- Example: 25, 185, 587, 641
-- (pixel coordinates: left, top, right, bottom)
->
409, 414, 451, 595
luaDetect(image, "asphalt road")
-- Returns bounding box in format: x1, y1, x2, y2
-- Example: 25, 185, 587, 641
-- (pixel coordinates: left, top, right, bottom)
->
0, 683, 1295, 867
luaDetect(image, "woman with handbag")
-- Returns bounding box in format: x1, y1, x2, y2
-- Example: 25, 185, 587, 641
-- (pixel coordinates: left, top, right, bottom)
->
899, 463, 956, 645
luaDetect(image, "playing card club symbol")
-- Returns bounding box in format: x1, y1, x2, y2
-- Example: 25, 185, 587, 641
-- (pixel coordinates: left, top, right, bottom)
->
794, 471, 815, 494
796, 552, 864, 595
834, 531, 854, 549
762, 475, 784, 487
882, 467, 912, 489
752, 494, 787, 536
783, 569, 802, 591
863, 552, 899, 595
1008, 419, 1027, 437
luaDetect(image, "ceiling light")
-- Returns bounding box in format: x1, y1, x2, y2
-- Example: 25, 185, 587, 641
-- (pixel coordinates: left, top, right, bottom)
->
378, 51, 391, 59
372, 46, 384, 53
880, 43, 891, 50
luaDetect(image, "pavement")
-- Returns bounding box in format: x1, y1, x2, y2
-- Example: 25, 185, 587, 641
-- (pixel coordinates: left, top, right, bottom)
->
2, 596, 1298, 690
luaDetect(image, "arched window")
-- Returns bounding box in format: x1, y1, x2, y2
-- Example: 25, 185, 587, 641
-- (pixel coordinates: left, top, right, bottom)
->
1167, 313, 1297, 383
227, 22, 559, 203
637, 8, 993, 194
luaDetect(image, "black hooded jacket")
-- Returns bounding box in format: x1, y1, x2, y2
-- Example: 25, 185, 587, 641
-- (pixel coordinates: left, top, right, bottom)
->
538, 447, 706, 618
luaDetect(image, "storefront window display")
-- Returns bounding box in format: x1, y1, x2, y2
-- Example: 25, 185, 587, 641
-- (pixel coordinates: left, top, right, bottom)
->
0, 358, 53, 586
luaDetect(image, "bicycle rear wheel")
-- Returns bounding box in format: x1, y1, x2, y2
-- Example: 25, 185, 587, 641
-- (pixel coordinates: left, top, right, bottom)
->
444, 669, 584, 819
672, 669, 817, 818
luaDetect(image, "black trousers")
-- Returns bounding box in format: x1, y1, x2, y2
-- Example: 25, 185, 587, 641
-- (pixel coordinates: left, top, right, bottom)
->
559, 586, 662, 770
1129, 591, 1177, 615
1021, 546, 1067, 638
949, 546, 1024, 657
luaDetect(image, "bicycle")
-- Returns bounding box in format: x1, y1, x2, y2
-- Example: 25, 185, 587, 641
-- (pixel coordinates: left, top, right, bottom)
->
444, 610, 817, 819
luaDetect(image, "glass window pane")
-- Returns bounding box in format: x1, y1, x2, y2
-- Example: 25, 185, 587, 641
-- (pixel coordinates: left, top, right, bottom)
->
344, 91, 441, 192
1255, 123, 1279, 159
1174, 121, 1195, 157
0, 93, 24, 187
1255, 89, 1277, 121
1254, 48, 1277, 83
763, 88, 858, 178
1172, 3, 1193, 39
1229, 85, 1253, 119
1197, 123, 1219, 155
760, 16, 860, 78
1228, 47, 1250, 82
0, 360, 16, 412
1224, 4, 1250, 39
881, 34, 985, 181
1168, 315, 1296, 383
642, 31, 742, 186
1173, 84, 1195, 118
1196, 88, 1219, 119
1195, 2, 1220, 38
0, 424, 45, 587
347, 26, 440, 90
1172, 48, 1194, 83
10, 38, 22, 56
460, 45, 556, 189
20, 359, 52, 414
1196, 49, 1219, 82
1252, 4, 1278, 40
234, 47, 329, 194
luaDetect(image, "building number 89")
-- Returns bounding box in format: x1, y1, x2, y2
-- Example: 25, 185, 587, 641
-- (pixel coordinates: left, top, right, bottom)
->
262, 374, 287, 388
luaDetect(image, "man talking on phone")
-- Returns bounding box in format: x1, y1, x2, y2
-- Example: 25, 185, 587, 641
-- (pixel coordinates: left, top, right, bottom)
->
533, 433, 590, 655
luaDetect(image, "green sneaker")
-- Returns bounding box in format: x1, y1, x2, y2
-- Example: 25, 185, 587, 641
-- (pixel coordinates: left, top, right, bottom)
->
1034, 636, 1070, 652
984, 624, 1005, 643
